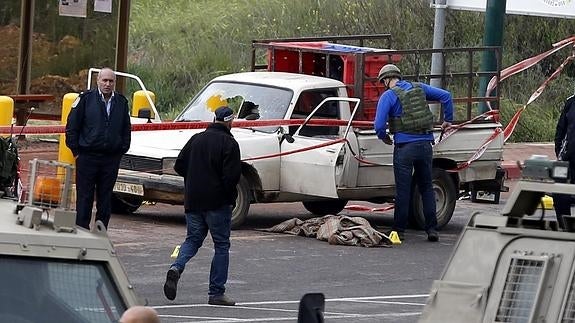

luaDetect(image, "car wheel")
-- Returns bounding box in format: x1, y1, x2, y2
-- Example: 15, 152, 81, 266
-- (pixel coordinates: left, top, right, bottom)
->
231, 176, 251, 229
410, 168, 457, 229
302, 199, 348, 215
111, 194, 143, 214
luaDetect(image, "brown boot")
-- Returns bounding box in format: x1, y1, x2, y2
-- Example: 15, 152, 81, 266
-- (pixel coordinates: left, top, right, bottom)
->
208, 294, 236, 306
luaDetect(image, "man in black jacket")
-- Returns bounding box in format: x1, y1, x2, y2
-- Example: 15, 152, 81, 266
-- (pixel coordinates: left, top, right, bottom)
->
164, 106, 241, 306
65, 67, 131, 229
554, 95, 575, 229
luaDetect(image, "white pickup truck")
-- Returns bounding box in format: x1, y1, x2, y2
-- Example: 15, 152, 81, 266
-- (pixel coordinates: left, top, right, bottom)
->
113, 37, 505, 229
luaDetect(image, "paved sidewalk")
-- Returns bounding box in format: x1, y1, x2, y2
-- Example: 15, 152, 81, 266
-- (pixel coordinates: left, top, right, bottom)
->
502, 142, 555, 179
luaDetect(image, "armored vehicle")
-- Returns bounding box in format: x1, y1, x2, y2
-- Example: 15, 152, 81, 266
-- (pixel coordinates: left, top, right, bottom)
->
0, 159, 140, 323
419, 156, 575, 322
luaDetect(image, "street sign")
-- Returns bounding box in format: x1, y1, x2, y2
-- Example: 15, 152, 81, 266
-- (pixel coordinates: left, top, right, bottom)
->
442, 0, 575, 19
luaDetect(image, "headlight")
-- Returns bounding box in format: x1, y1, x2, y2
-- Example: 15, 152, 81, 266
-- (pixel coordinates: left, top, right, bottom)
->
552, 164, 569, 180
162, 158, 178, 175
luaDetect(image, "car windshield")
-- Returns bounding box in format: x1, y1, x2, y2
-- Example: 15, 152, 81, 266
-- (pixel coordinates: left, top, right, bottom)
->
176, 81, 293, 133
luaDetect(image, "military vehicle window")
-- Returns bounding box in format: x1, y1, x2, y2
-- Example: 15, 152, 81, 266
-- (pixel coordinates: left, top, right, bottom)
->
562, 279, 575, 321
0, 256, 127, 323
495, 256, 548, 322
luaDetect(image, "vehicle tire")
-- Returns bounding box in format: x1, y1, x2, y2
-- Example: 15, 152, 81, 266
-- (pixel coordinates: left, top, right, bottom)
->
302, 199, 348, 215
409, 168, 457, 230
111, 194, 143, 214
231, 176, 251, 229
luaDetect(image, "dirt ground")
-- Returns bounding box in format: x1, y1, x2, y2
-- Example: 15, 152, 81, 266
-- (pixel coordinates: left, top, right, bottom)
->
0, 24, 87, 115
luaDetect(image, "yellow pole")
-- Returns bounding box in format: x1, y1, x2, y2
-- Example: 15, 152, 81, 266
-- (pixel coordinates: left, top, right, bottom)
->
58, 93, 78, 172
58, 93, 78, 206
0, 96, 14, 132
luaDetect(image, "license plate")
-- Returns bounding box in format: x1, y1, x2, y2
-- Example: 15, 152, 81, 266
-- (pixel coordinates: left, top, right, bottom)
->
113, 182, 144, 196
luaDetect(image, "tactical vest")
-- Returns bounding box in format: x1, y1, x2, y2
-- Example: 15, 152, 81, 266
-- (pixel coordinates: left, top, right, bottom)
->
388, 83, 434, 134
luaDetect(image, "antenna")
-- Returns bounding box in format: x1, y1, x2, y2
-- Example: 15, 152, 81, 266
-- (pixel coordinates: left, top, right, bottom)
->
15, 107, 35, 144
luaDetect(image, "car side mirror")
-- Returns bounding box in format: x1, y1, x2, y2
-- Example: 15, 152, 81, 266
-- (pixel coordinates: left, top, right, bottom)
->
280, 133, 295, 144
137, 108, 152, 119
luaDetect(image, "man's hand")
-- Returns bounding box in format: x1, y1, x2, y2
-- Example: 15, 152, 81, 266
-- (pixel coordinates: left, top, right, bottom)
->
382, 134, 393, 145
441, 121, 452, 130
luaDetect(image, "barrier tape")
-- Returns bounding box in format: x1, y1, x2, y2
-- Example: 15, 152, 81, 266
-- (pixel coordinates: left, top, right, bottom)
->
0, 119, 373, 135
242, 138, 347, 162
344, 204, 395, 212
441, 36, 575, 170
486, 36, 575, 104
485, 36, 575, 142
502, 52, 575, 142
434, 110, 500, 145
9, 114, 500, 171
452, 127, 503, 171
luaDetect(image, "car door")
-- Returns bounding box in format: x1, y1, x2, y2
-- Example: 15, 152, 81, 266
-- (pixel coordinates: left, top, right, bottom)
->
280, 95, 360, 198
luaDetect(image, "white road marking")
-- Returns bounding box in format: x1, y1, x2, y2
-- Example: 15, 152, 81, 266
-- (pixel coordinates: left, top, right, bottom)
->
232, 234, 291, 241
153, 293, 429, 322
153, 293, 429, 309
343, 299, 425, 306
159, 311, 422, 323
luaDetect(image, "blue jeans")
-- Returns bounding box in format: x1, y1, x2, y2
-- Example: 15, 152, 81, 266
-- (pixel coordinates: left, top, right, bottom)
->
393, 140, 437, 232
171, 205, 232, 296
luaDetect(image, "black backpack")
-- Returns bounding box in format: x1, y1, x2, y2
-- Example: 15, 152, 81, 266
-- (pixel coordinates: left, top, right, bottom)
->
0, 136, 18, 195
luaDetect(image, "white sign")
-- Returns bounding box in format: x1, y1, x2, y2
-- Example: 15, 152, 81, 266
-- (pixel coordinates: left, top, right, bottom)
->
444, 0, 575, 19
59, 0, 87, 18
94, 0, 112, 13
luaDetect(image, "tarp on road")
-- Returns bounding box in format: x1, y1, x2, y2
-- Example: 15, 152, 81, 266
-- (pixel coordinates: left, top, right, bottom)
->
263, 215, 391, 247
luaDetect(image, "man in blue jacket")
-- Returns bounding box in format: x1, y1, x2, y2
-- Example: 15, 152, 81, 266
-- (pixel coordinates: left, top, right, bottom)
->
65, 67, 131, 230
163, 106, 241, 306
374, 64, 453, 242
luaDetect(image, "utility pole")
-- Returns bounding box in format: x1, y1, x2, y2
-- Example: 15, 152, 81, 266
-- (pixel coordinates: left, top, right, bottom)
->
115, 0, 130, 94
478, 0, 506, 112
17, 0, 34, 95
429, 0, 447, 119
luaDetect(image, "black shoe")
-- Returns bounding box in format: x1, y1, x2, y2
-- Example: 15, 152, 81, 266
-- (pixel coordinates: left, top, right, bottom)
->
163, 267, 180, 301
427, 229, 439, 242
208, 294, 236, 306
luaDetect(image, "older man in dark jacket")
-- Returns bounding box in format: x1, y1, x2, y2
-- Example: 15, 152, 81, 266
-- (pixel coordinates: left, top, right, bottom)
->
164, 106, 241, 306
65, 67, 131, 230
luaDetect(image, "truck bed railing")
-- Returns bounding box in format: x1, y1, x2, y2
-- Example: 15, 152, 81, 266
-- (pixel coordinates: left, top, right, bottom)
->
251, 33, 393, 70
251, 35, 501, 123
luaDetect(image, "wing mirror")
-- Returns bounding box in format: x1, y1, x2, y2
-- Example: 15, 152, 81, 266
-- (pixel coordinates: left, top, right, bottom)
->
137, 108, 152, 119
280, 133, 295, 144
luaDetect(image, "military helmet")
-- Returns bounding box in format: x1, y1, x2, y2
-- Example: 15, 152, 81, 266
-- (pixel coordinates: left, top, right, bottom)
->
378, 64, 402, 82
